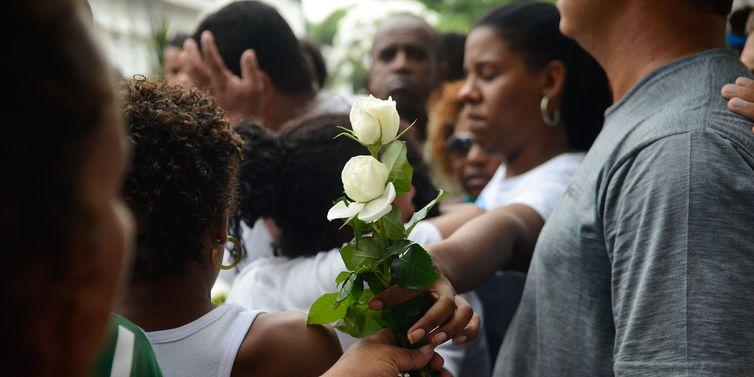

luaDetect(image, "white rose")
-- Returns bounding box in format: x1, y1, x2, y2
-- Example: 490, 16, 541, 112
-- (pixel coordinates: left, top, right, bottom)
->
349, 95, 400, 145
327, 155, 396, 224
327, 182, 396, 223
341, 155, 389, 202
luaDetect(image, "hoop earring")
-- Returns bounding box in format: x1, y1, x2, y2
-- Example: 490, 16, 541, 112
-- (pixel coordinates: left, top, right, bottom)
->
540, 96, 561, 128
211, 236, 245, 270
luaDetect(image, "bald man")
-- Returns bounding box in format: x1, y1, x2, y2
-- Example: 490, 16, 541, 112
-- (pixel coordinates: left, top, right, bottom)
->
367, 14, 443, 142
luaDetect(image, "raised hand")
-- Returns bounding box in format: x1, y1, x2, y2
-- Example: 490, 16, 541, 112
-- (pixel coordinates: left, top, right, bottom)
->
182, 31, 269, 125
721, 76, 754, 133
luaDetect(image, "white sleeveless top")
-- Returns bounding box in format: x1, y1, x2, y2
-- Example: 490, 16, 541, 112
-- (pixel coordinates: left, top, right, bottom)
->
145, 304, 262, 377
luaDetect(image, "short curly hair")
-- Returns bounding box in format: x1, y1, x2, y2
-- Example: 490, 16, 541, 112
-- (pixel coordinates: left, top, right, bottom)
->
120, 78, 242, 280
428, 80, 465, 182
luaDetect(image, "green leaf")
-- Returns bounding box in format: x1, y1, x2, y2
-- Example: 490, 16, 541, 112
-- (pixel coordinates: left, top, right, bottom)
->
340, 237, 381, 270
394, 119, 417, 141
380, 141, 413, 195
335, 305, 384, 338
381, 207, 405, 240
361, 271, 386, 293
390, 244, 439, 290
381, 295, 432, 330
335, 271, 352, 286
308, 292, 348, 325
337, 273, 362, 302
367, 143, 381, 158
336, 125, 355, 134
405, 190, 446, 235
379, 240, 413, 263
333, 132, 360, 143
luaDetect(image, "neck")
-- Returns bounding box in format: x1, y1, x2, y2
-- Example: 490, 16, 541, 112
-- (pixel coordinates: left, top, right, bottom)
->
262, 90, 316, 132
584, 5, 726, 101
117, 264, 216, 332
504, 126, 569, 178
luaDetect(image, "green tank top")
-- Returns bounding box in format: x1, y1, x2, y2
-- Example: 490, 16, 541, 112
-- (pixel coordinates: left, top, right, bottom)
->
92, 314, 163, 377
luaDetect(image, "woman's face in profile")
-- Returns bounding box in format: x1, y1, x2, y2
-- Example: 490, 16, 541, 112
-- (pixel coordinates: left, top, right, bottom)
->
73, 103, 135, 363
459, 26, 546, 158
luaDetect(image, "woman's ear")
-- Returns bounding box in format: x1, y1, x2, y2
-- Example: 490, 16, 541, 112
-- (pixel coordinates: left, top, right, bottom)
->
211, 209, 229, 243
540, 60, 567, 108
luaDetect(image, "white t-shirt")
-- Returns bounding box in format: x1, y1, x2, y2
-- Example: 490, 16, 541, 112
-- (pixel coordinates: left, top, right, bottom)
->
475, 152, 585, 219
227, 221, 490, 377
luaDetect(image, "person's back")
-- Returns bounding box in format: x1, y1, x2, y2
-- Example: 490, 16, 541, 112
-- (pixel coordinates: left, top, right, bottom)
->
496, 45, 754, 377
145, 304, 258, 377
117, 79, 342, 377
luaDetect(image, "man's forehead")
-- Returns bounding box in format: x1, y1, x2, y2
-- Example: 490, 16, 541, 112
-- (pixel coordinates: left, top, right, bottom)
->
373, 17, 436, 51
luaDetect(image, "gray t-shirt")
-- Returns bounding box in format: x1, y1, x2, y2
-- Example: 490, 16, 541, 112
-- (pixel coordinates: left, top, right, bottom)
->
494, 48, 754, 377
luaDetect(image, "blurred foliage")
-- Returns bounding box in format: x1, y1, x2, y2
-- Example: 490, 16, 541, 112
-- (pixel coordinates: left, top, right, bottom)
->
308, 8, 349, 46
149, 17, 170, 77
415, 0, 558, 32
415, 0, 513, 32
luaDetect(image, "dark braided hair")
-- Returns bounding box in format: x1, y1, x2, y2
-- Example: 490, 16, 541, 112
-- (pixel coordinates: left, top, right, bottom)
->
121, 78, 242, 280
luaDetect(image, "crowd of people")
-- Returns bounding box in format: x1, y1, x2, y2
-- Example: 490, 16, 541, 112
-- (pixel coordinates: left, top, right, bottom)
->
4, 0, 754, 376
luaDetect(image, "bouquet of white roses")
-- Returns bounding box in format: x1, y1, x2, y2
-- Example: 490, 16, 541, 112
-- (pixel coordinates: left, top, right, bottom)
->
307, 95, 444, 377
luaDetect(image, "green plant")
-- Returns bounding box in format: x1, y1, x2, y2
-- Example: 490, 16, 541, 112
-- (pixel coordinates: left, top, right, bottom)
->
308, 98, 444, 377
148, 17, 169, 77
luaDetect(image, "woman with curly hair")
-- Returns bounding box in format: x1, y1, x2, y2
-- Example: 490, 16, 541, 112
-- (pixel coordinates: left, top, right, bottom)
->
115, 78, 343, 377
428, 80, 501, 202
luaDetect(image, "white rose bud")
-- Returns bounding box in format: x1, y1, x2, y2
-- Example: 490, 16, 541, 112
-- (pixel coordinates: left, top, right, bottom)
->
349, 95, 400, 145
342, 155, 389, 202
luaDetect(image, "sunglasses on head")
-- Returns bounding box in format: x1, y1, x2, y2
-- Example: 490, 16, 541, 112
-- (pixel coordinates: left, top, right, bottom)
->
446, 133, 474, 156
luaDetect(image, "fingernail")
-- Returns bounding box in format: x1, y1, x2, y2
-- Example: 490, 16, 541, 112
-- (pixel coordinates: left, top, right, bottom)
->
368, 300, 383, 310
722, 84, 737, 96
419, 345, 434, 354
730, 97, 746, 109
408, 329, 425, 344
452, 335, 467, 344
432, 332, 447, 345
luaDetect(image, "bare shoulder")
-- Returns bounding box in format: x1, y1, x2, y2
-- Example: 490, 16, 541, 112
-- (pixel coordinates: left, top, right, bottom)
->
231, 311, 342, 377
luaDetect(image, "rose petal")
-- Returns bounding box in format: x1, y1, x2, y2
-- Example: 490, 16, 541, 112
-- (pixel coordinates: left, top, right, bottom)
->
358, 182, 396, 223
327, 201, 366, 221
342, 156, 389, 203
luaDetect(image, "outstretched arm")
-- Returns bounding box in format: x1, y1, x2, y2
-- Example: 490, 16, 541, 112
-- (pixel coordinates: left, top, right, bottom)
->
430, 203, 543, 293
370, 203, 541, 347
